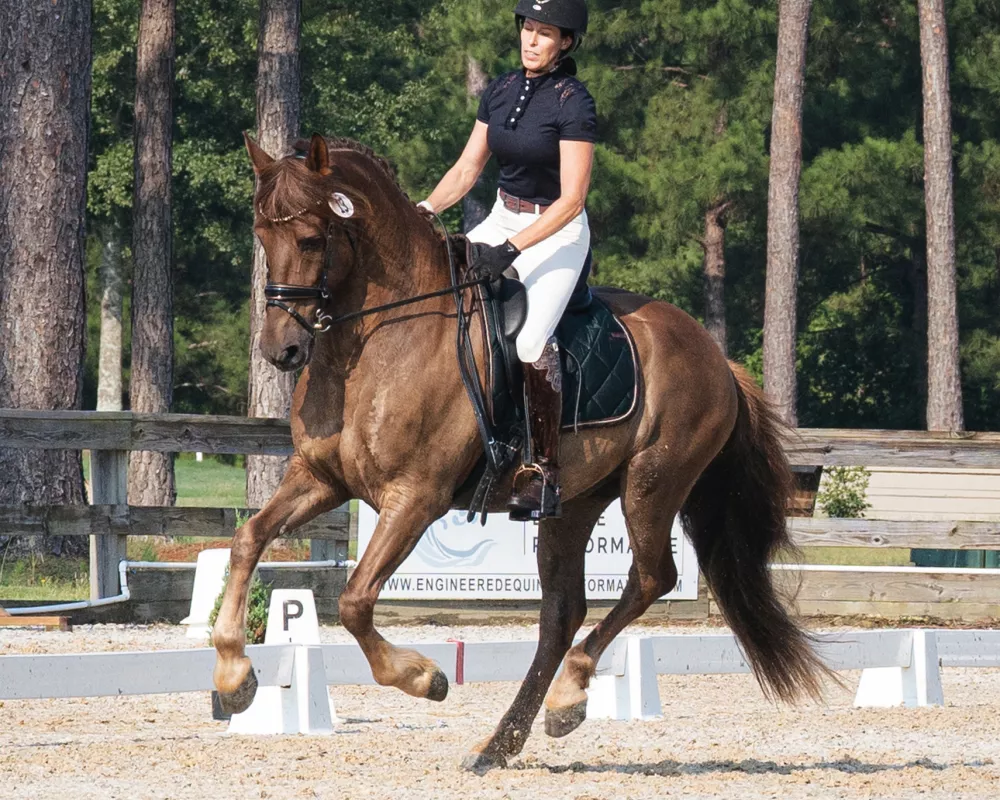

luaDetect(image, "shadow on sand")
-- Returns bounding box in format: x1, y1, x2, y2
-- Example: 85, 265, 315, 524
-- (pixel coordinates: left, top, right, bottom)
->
515, 756, 994, 777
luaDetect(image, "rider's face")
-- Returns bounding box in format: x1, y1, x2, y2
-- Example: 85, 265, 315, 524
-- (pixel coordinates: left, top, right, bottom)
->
520, 18, 572, 76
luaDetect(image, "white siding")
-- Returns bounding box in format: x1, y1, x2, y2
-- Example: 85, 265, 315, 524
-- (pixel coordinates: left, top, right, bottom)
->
818, 468, 1000, 521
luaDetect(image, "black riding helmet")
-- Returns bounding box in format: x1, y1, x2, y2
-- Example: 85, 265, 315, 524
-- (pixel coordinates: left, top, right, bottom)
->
514, 0, 589, 52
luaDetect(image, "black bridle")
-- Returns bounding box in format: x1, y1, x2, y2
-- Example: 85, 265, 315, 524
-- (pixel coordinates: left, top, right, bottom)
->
261, 205, 485, 336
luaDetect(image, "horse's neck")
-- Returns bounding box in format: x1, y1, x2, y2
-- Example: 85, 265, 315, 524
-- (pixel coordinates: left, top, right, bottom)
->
316, 193, 457, 368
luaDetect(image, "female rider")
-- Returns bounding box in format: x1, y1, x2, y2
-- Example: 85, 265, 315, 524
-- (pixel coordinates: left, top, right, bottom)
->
418, 0, 595, 520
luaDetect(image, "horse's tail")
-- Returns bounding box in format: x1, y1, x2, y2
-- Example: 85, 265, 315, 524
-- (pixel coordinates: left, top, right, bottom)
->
680, 363, 829, 702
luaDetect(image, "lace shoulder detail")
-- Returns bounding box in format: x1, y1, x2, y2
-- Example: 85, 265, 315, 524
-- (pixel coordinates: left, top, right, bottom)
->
497, 71, 520, 93
552, 76, 585, 108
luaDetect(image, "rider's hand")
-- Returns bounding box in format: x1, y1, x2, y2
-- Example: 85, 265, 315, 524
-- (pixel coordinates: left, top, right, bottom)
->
415, 200, 436, 223
471, 240, 521, 282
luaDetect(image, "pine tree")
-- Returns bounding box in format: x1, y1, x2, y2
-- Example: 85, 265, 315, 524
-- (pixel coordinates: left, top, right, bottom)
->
246, 0, 302, 508
919, 0, 963, 431
764, 0, 813, 427
0, 0, 91, 555
129, 0, 177, 505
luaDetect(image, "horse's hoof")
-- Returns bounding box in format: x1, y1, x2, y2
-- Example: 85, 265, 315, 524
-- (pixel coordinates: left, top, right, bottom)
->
427, 669, 449, 702
544, 698, 587, 738
216, 667, 258, 715
461, 750, 507, 774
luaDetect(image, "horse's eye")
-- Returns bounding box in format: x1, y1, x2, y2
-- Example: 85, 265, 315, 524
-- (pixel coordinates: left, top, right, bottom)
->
297, 236, 324, 253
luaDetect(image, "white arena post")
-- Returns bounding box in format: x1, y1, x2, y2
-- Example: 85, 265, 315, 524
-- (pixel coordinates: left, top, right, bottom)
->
587, 636, 663, 721
228, 590, 339, 734
854, 629, 944, 708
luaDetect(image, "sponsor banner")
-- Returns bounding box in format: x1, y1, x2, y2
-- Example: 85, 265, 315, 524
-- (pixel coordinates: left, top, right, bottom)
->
357, 502, 699, 601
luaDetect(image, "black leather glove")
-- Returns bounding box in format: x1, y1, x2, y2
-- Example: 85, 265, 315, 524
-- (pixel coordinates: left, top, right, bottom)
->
470, 240, 521, 282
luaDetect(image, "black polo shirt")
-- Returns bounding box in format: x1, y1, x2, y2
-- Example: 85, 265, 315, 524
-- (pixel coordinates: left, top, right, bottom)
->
477, 66, 598, 207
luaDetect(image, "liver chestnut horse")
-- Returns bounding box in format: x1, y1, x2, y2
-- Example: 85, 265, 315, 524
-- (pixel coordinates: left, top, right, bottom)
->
212, 133, 827, 771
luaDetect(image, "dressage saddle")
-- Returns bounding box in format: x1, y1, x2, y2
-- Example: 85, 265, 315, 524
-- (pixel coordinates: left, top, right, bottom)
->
452, 237, 638, 519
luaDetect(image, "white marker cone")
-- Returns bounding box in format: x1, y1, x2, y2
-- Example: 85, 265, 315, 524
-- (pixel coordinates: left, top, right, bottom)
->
227, 590, 338, 734
181, 548, 230, 640
228, 645, 336, 735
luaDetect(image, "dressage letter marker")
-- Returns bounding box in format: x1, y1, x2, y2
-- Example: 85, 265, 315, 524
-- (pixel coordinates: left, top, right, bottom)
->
283, 599, 304, 631
228, 590, 338, 735
266, 590, 321, 646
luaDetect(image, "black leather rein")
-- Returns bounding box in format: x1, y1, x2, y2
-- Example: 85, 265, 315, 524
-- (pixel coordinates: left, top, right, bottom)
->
263, 219, 486, 336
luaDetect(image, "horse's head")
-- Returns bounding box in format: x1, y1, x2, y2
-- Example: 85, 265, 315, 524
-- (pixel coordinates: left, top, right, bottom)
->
245, 132, 361, 371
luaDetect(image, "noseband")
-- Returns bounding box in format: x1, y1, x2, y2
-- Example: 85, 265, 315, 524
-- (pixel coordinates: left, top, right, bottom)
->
265, 267, 334, 336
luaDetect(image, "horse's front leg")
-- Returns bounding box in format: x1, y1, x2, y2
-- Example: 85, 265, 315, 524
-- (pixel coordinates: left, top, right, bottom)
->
213, 456, 345, 713
338, 489, 451, 701
461, 498, 606, 772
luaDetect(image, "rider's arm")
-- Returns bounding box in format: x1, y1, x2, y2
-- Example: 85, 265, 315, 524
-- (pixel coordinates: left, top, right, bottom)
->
507, 139, 594, 253
422, 121, 492, 214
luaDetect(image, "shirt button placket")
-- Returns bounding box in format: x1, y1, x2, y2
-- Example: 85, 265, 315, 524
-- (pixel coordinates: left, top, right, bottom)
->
508, 78, 534, 129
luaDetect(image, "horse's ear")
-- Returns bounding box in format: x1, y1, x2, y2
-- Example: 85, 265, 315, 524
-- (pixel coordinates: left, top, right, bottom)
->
243, 132, 274, 174
305, 133, 333, 175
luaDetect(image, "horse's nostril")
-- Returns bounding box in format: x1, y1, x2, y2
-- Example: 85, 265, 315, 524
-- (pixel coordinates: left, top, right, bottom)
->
282, 346, 299, 365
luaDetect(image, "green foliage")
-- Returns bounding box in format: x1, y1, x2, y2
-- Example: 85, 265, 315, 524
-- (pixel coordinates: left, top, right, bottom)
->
81, 1, 1000, 431
209, 565, 271, 645
817, 467, 872, 519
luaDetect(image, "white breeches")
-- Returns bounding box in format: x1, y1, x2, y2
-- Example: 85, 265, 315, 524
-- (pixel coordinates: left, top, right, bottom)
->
466, 193, 590, 363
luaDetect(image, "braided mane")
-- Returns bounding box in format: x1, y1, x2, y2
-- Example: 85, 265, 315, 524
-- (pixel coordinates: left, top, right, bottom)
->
254, 136, 421, 225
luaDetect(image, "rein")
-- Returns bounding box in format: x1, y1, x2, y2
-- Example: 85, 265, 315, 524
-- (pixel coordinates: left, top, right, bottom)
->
262, 207, 486, 336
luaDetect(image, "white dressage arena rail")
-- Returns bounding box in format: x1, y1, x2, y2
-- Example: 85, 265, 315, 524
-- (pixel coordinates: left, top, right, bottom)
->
4, 584, 998, 733
2, 628, 998, 733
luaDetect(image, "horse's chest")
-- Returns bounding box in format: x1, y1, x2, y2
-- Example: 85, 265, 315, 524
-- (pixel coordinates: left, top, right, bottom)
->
341, 385, 421, 480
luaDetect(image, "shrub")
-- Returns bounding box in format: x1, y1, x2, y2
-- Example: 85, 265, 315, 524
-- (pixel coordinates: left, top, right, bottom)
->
208, 566, 271, 644
817, 466, 872, 518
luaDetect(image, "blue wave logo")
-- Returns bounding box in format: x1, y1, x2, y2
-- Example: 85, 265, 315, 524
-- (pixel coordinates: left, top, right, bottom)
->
414, 517, 497, 568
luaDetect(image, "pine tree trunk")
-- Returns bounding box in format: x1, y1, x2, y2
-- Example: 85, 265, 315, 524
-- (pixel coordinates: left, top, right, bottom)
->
97, 223, 125, 413
763, 0, 812, 427
247, 0, 301, 508
703, 201, 730, 356
462, 55, 489, 233
919, 0, 963, 431
0, 0, 90, 556
908, 246, 929, 423
129, 0, 177, 505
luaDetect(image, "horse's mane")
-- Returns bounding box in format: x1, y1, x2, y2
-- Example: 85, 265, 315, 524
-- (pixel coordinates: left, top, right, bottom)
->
255, 136, 418, 225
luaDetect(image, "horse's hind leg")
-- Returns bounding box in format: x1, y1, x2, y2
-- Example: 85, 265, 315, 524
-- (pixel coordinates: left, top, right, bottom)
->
462, 497, 609, 773
213, 457, 344, 713
544, 458, 688, 738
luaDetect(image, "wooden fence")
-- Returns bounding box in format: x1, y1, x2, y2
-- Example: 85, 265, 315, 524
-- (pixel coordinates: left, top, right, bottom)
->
2, 410, 1000, 620
0, 410, 350, 602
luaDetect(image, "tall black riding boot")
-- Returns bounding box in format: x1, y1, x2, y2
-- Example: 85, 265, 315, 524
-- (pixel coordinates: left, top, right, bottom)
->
508, 337, 562, 521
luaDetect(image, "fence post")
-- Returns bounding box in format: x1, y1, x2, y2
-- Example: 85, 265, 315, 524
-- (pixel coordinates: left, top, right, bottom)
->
309, 502, 351, 562
89, 450, 129, 599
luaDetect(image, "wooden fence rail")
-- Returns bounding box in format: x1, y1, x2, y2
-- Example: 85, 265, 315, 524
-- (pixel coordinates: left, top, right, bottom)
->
0, 410, 293, 455
4, 409, 1000, 617
0, 506, 349, 541
5, 409, 1000, 465
787, 518, 1000, 550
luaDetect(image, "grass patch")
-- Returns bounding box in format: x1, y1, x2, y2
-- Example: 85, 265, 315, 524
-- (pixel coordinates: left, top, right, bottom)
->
175, 454, 246, 508
0, 555, 89, 601
786, 547, 913, 567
